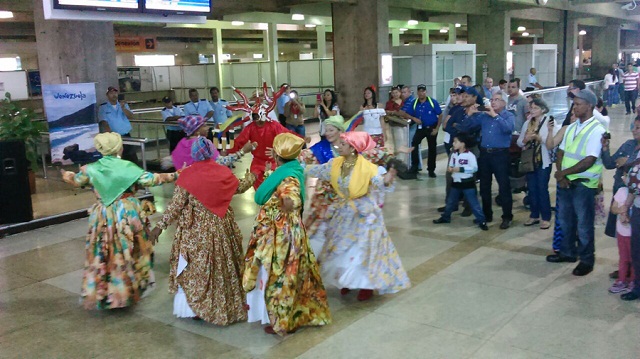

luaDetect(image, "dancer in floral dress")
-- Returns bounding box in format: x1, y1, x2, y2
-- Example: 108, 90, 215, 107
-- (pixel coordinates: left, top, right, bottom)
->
61, 132, 177, 310
244, 133, 331, 336
150, 138, 256, 324
305, 132, 411, 301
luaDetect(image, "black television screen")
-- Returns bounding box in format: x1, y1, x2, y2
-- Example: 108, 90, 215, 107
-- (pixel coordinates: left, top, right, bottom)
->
143, 0, 211, 14
53, 0, 141, 12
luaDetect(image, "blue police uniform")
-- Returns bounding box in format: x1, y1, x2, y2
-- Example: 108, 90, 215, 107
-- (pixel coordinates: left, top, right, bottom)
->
183, 99, 214, 119
209, 99, 232, 126
98, 102, 133, 135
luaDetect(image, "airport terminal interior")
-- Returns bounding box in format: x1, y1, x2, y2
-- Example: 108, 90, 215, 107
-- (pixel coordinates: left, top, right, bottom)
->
2, 0, 640, 358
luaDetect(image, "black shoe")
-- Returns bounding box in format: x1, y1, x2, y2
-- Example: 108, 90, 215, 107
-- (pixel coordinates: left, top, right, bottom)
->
626, 112, 631, 115
460, 207, 472, 217
433, 217, 450, 224
499, 219, 511, 229
428, 171, 436, 178
479, 222, 489, 231
572, 262, 593, 276
485, 216, 493, 223
546, 254, 577, 263
610, 270, 619, 280
621, 291, 640, 301
437, 206, 446, 213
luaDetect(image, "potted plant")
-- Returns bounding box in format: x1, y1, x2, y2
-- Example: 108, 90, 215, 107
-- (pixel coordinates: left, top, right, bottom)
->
0, 92, 42, 194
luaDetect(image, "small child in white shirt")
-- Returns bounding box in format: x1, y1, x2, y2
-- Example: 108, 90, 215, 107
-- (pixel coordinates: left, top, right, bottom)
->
433, 134, 488, 230
608, 172, 635, 294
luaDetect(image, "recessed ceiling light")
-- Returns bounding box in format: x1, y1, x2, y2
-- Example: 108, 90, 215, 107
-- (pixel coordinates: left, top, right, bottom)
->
0, 11, 14, 19
408, 20, 418, 26
292, 14, 305, 21
455, 23, 461, 28
522, 32, 530, 36
305, 24, 316, 28
280, 52, 284, 55
440, 28, 448, 33
517, 26, 526, 32
579, 30, 587, 35
231, 21, 244, 26
399, 28, 408, 32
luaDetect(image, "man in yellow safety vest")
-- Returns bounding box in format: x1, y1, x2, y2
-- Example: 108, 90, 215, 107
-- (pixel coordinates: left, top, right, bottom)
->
546, 89, 605, 277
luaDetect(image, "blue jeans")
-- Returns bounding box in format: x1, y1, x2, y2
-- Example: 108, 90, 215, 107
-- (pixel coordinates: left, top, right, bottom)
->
526, 166, 552, 221
479, 148, 512, 220
442, 186, 485, 223
557, 183, 596, 265
625, 89, 638, 113
286, 124, 306, 137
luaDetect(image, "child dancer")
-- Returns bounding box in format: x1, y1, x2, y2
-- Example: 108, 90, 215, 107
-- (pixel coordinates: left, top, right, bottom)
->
433, 134, 488, 231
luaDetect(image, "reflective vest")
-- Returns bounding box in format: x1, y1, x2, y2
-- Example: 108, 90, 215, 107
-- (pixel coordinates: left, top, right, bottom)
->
561, 119, 604, 188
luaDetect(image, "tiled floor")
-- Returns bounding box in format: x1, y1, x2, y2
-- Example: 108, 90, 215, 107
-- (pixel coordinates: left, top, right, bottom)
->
1, 106, 639, 358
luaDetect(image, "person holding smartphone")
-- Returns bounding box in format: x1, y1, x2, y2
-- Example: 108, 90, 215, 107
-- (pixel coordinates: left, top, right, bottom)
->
313, 89, 339, 136
98, 86, 138, 163
455, 89, 515, 229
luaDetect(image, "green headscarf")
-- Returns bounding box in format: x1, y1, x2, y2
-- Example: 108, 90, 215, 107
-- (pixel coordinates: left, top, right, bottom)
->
324, 115, 345, 132
85, 156, 145, 206
254, 159, 305, 206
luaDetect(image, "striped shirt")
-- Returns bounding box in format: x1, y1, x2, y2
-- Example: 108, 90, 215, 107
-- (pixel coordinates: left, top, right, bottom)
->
623, 71, 639, 91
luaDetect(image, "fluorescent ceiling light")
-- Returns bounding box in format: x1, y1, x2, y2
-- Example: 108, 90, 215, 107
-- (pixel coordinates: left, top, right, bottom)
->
399, 28, 408, 32
305, 24, 316, 28
517, 26, 526, 32
134, 55, 175, 67
439, 28, 448, 33
231, 21, 244, 26
455, 23, 461, 28
292, 14, 305, 21
0, 11, 13, 19
253, 53, 263, 59
579, 30, 587, 35
408, 20, 418, 25
522, 32, 530, 36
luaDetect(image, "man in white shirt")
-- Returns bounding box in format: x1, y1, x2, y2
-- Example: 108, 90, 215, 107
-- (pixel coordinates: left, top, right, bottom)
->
526, 68, 544, 92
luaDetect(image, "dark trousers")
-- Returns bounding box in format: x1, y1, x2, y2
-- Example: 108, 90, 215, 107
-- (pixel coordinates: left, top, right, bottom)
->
410, 126, 437, 173
625, 89, 638, 113
479, 148, 512, 221
166, 129, 185, 153
558, 183, 596, 266
629, 209, 640, 293
121, 133, 138, 164
278, 114, 287, 127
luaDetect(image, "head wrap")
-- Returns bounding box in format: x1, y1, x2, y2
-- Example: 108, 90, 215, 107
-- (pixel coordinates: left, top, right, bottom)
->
94, 132, 123, 156
191, 137, 219, 162
178, 115, 206, 136
273, 133, 305, 160
324, 115, 345, 132
340, 132, 376, 153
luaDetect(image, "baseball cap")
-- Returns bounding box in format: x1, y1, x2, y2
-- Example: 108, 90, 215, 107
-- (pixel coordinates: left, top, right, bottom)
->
453, 85, 464, 94
162, 96, 172, 103
417, 84, 427, 91
570, 89, 597, 106
460, 86, 483, 105
107, 86, 118, 93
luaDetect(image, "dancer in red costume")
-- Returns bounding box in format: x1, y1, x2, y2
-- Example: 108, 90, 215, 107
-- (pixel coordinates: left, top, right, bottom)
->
227, 84, 305, 189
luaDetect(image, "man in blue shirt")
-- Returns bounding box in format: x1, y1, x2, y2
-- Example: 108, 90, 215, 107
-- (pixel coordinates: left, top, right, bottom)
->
183, 88, 214, 121
403, 84, 442, 177
98, 86, 137, 163
399, 85, 422, 171
456, 88, 515, 229
208, 86, 232, 126
161, 96, 184, 152
276, 83, 291, 126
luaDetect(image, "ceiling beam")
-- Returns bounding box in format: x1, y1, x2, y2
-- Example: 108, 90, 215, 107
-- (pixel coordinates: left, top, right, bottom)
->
506, 7, 564, 22
277, 0, 357, 6
390, 0, 491, 15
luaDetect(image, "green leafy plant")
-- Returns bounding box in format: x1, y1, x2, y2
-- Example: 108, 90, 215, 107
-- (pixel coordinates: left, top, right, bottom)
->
0, 92, 41, 169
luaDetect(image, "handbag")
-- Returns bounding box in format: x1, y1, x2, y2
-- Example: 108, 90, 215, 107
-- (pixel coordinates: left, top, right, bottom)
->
518, 117, 547, 174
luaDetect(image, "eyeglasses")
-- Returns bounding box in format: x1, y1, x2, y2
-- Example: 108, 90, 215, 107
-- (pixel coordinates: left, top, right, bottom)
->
490, 98, 504, 102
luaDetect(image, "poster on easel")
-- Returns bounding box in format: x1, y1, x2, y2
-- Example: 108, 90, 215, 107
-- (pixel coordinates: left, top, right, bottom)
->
43, 83, 101, 165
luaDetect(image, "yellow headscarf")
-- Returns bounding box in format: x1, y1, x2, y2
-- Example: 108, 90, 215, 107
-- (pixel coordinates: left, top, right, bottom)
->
273, 133, 305, 160
330, 132, 378, 199
94, 132, 123, 156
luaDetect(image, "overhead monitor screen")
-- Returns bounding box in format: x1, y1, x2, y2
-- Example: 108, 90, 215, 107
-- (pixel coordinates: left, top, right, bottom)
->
53, 0, 141, 11
144, 0, 211, 14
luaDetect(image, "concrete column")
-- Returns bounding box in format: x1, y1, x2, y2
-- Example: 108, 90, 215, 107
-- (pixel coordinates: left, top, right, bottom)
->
332, 0, 389, 115
317, 25, 327, 58
448, 23, 456, 44
391, 28, 400, 47
32, 0, 117, 104
212, 27, 224, 89
468, 11, 510, 83
543, 21, 564, 85
591, 25, 620, 79
562, 18, 578, 84
422, 29, 430, 45
265, 23, 279, 84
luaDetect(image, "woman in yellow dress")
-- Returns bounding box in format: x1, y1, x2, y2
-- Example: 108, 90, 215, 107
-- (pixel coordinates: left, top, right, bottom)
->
244, 133, 331, 336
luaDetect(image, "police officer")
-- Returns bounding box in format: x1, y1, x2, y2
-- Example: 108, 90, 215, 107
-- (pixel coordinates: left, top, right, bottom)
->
161, 96, 184, 152
184, 88, 214, 121
403, 84, 442, 178
98, 86, 137, 163
209, 86, 233, 126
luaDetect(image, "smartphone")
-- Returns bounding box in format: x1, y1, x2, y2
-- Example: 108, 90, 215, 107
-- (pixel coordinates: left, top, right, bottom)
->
603, 132, 611, 140
117, 94, 125, 101
316, 94, 322, 102
477, 105, 487, 111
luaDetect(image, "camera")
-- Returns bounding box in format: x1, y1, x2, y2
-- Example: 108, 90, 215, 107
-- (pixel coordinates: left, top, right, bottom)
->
603, 132, 611, 140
